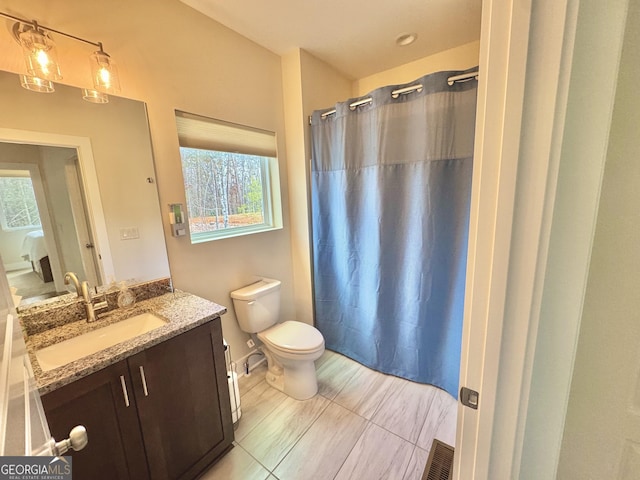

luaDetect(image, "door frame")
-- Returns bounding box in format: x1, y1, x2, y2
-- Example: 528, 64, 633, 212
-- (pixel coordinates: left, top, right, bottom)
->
64, 156, 100, 286
0, 129, 115, 286
457, 0, 631, 478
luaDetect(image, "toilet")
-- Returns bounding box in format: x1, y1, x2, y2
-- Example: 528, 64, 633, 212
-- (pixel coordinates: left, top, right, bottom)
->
230, 278, 325, 400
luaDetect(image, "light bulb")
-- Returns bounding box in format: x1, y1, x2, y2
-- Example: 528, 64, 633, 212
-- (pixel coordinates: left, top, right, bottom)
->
90, 49, 120, 94
19, 27, 62, 81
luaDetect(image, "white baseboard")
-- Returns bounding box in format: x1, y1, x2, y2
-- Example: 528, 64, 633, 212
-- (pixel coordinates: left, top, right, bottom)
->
4, 261, 30, 272
232, 349, 266, 377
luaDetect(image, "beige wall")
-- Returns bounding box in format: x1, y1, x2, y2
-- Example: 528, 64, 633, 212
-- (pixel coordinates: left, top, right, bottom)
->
355, 41, 480, 96
282, 49, 353, 326
0, 0, 480, 365
0, 0, 294, 363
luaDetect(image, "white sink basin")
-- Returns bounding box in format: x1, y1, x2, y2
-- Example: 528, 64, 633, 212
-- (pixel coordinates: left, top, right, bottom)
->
36, 312, 167, 372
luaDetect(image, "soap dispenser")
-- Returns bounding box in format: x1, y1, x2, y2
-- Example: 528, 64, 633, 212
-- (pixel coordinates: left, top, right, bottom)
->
117, 281, 136, 309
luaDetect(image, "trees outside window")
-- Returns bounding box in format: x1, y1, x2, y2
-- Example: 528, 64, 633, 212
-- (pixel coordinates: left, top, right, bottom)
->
180, 147, 269, 235
0, 176, 41, 230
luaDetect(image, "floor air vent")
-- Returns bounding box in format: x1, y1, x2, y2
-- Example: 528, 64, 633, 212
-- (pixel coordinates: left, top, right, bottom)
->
422, 439, 454, 480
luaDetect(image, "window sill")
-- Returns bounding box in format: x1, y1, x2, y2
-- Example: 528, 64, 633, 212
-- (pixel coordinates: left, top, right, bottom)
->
190, 224, 283, 244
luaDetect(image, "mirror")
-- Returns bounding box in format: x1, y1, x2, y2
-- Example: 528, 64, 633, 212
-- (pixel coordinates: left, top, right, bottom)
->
0, 70, 170, 306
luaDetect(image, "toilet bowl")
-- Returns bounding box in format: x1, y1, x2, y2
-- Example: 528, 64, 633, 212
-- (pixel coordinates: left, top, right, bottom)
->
230, 278, 325, 400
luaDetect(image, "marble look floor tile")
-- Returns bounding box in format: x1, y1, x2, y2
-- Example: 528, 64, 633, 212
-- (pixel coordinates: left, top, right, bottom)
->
402, 446, 430, 480
316, 352, 361, 400
334, 422, 414, 480
333, 364, 395, 419
371, 377, 437, 443
239, 394, 330, 470
434, 392, 458, 448
239, 362, 269, 395
274, 401, 367, 480
235, 380, 289, 442
415, 389, 458, 452
198, 444, 270, 480
315, 349, 337, 370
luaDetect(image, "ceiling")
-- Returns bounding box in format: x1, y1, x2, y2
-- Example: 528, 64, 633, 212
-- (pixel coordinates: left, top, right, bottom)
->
179, 0, 482, 80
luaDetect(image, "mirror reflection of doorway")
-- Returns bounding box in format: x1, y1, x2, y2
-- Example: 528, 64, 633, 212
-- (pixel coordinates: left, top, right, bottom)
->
0, 142, 100, 305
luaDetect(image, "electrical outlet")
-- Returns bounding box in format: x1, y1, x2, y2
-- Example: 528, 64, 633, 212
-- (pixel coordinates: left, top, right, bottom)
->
246, 339, 255, 348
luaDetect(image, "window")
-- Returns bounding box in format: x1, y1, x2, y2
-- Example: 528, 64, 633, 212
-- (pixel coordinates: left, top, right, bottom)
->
0, 174, 41, 230
175, 111, 282, 243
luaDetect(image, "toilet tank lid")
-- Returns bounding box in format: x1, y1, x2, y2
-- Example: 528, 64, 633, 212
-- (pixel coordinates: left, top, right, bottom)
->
230, 278, 281, 300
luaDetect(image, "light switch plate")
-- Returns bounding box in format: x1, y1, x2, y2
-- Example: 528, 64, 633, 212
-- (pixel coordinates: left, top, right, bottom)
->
120, 227, 140, 240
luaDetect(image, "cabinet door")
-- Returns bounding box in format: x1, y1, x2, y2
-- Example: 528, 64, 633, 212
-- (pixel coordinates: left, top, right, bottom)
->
129, 320, 233, 480
41, 360, 150, 480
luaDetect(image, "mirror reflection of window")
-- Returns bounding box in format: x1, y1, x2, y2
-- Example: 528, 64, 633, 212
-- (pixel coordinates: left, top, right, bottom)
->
0, 171, 55, 304
0, 174, 41, 230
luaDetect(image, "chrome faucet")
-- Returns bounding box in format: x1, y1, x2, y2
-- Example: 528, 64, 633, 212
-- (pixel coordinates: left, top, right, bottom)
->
64, 272, 108, 322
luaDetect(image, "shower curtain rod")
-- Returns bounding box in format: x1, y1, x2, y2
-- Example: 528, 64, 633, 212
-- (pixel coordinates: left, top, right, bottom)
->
311, 70, 479, 123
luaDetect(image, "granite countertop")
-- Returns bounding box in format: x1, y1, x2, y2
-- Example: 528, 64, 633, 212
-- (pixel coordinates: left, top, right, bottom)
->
25, 290, 227, 395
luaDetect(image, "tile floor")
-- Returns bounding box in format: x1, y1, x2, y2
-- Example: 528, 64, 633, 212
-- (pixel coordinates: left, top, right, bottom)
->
201, 350, 457, 480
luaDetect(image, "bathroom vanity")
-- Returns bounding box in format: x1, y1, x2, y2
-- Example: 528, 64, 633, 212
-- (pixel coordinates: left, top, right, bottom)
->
20, 280, 234, 480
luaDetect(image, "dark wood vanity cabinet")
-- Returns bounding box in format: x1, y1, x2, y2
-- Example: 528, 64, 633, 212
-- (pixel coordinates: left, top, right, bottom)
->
41, 319, 234, 480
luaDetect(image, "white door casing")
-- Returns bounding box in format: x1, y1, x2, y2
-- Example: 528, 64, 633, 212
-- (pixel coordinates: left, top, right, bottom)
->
64, 157, 100, 286
457, 0, 632, 478
455, 0, 533, 477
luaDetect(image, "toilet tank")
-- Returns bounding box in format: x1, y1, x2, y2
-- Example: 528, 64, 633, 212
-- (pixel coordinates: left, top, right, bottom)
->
230, 278, 281, 333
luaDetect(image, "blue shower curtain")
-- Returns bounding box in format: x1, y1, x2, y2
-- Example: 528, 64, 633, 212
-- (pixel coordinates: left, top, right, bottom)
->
310, 69, 477, 397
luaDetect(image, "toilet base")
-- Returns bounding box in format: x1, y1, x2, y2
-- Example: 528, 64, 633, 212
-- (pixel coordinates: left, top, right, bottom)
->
262, 348, 320, 400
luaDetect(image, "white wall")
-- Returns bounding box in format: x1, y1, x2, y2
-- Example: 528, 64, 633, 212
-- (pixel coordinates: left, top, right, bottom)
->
556, 0, 639, 476
517, 0, 631, 477
39, 146, 85, 278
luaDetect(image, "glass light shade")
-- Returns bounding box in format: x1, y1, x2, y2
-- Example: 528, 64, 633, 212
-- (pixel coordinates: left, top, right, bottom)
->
90, 50, 121, 94
82, 88, 109, 104
19, 74, 55, 93
19, 28, 62, 81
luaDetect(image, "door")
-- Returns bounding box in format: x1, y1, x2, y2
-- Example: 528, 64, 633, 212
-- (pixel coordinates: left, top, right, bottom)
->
0, 260, 53, 456
129, 321, 233, 480
41, 361, 150, 480
64, 155, 100, 286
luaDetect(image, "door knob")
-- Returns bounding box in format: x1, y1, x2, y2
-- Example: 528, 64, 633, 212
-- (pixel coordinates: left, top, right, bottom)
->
52, 425, 88, 456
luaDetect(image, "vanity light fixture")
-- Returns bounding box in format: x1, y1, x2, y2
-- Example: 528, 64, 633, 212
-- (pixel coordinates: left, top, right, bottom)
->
15, 21, 62, 81
82, 88, 109, 104
90, 44, 121, 94
0, 10, 121, 102
19, 74, 55, 93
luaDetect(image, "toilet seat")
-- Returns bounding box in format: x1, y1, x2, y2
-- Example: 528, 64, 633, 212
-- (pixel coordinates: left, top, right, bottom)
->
258, 321, 324, 354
